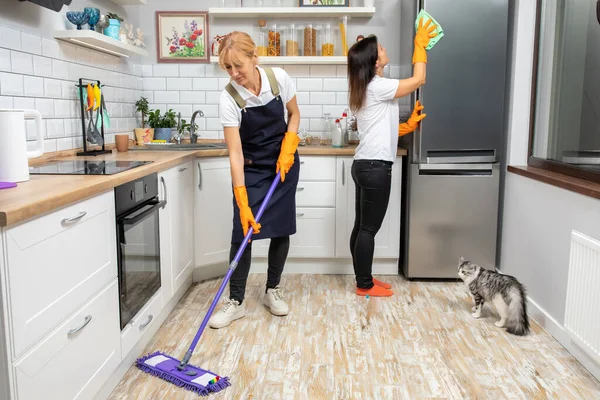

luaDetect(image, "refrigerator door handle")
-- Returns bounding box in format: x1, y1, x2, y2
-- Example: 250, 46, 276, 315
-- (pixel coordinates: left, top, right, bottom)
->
419, 163, 496, 176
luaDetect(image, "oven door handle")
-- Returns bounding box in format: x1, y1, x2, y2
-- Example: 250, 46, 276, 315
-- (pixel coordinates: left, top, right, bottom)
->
122, 200, 166, 226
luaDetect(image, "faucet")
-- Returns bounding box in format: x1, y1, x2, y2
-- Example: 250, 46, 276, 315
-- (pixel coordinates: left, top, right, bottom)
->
190, 109, 204, 143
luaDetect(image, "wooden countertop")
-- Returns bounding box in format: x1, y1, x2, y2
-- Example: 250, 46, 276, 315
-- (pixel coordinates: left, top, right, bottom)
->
0, 143, 407, 228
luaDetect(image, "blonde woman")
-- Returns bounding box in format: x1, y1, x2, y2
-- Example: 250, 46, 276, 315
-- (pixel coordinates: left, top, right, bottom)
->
209, 31, 301, 329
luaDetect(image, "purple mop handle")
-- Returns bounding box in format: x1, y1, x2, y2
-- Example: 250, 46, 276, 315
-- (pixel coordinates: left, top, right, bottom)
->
183, 171, 281, 360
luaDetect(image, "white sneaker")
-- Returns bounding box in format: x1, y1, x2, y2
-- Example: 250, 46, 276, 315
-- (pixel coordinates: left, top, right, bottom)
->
263, 286, 290, 316
208, 298, 246, 329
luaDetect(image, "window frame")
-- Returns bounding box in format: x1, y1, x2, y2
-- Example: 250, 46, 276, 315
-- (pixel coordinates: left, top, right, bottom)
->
527, 0, 600, 185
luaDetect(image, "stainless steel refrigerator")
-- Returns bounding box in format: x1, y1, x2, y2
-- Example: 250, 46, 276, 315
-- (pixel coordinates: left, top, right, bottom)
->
399, 0, 511, 278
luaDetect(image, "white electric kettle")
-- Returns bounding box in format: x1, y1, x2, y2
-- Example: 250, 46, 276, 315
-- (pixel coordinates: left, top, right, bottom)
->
0, 109, 44, 183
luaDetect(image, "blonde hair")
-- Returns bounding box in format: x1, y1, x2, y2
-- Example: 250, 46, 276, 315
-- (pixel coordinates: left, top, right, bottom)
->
218, 31, 257, 69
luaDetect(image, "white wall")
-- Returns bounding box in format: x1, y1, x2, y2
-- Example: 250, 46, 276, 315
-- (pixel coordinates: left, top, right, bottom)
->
136, 0, 411, 139
501, 0, 600, 381
1, 0, 413, 150
0, 0, 142, 153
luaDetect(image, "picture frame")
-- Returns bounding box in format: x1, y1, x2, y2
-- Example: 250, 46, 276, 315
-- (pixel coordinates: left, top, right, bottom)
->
299, 0, 350, 6
156, 11, 209, 63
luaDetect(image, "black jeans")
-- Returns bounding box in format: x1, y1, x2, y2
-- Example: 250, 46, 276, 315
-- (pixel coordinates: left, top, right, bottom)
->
350, 159, 392, 289
229, 236, 290, 303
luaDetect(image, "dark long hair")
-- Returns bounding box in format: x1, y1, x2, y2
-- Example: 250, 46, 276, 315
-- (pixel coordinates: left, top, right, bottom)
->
348, 35, 378, 115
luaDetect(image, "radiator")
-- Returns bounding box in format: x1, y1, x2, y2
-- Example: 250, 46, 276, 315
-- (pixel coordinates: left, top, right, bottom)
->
564, 230, 600, 365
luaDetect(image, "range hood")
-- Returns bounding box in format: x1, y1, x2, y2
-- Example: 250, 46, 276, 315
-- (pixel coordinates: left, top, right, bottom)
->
18, 0, 72, 12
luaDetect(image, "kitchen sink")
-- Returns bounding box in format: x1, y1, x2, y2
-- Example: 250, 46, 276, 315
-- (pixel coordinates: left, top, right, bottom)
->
131, 142, 228, 151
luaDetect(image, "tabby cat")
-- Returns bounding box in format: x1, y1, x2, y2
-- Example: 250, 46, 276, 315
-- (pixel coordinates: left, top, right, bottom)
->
458, 257, 530, 336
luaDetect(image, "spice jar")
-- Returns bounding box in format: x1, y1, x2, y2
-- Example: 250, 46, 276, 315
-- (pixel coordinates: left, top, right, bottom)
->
286, 23, 299, 56
303, 23, 317, 56
257, 20, 268, 56
321, 23, 334, 56
267, 23, 281, 56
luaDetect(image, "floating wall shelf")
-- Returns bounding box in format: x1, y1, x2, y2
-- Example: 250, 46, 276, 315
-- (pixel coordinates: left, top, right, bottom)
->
109, 0, 147, 4
53, 30, 148, 58
208, 6, 375, 18
210, 56, 346, 65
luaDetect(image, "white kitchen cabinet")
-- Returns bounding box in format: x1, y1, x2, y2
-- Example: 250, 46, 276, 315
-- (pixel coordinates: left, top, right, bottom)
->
4, 191, 117, 358
253, 156, 337, 258
159, 161, 195, 306
194, 157, 233, 268
335, 156, 402, 259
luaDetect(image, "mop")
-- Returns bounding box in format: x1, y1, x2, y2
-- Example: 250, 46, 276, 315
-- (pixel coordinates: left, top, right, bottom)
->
136, 171, 282, 396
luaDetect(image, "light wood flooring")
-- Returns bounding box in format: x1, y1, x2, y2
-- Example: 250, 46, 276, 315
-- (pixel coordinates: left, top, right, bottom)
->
109, 274, 600, 399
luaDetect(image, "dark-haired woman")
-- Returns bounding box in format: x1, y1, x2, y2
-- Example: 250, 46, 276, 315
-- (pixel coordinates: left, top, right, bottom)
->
347, 19, 437, 297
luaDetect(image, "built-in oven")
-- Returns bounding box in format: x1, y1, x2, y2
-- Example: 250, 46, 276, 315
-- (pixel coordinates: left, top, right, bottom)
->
115, 172, 166, 330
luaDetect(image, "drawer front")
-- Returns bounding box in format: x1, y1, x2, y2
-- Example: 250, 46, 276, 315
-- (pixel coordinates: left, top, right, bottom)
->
253, 208, 335, 258
120, 289, 163, 359
8, 191, 112, 249
298, 156, 336, 181
295, 182, 335, 208
6, 191, 117, 358
14, 280, 121, 400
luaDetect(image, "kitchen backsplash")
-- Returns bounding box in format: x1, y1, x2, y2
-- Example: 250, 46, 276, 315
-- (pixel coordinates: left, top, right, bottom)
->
0, 24, 141, 154
0, 23, 409, 153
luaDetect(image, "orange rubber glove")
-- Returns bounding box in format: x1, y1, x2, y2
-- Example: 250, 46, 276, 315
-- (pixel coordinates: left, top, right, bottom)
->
412, 17, 438, 64
234, 186, 261, 240
276, 131, 300, 182
399, 100, 426, 136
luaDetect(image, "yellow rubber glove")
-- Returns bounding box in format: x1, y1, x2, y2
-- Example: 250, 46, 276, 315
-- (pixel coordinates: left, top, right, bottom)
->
234, 186, 261, 240
412, 17, 438, 64
276, 131, 300, 182
399, 100, 426, 136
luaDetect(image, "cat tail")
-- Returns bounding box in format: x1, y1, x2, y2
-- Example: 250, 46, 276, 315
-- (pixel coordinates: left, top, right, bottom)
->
506, 284, 530, 336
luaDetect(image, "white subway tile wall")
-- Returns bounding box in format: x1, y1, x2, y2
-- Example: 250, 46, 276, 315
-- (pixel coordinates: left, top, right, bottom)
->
1, 23, 409, 152
0, 24, 140, 153
141, 63, 407, 140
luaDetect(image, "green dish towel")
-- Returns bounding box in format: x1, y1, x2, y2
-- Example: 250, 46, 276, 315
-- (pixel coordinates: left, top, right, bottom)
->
415, 9, 444, 50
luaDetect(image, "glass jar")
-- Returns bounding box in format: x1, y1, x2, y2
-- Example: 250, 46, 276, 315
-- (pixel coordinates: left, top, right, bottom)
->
268, 23, 281, 56
321, 23, 334, 56
285, 23, 299, 56
321, 113, 333, 146
303, 23, 317, 56
257, 20, 268, 56
339, 16, 348, 56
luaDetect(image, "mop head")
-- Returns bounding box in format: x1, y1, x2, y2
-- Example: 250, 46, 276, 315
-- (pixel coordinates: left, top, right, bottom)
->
136, 351, 231, 396
415, 9, 444, 50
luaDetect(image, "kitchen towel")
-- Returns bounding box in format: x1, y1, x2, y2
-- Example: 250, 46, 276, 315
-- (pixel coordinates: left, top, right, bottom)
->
415, 9, 444, 50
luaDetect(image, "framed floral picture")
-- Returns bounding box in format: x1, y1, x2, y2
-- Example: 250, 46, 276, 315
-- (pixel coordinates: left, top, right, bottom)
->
156, 11, 209, 63
299, 0, 349, 6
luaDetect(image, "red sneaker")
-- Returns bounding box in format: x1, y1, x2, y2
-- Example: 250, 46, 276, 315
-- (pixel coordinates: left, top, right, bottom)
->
373, 278, 392, 289
356, 285, 393, 297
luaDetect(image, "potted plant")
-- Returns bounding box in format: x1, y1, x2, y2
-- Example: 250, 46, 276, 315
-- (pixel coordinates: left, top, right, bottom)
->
104, 12, 123, 40
134, 96, 153, 144
148, 109, 177, 141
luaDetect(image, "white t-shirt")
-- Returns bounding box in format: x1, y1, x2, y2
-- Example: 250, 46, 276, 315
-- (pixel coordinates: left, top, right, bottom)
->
354, 75, 400, 162
219, 66, 296, 127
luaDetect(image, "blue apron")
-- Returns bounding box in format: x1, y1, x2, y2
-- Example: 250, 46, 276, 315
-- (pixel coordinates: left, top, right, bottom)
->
226, 67, 300, 243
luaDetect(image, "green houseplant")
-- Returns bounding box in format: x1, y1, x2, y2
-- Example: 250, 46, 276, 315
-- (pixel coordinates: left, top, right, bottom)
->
133, 96, 153, 145
148, 109, 177, 141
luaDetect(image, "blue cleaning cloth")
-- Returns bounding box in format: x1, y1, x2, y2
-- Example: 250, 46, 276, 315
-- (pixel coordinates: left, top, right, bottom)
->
415, 9, 444, 50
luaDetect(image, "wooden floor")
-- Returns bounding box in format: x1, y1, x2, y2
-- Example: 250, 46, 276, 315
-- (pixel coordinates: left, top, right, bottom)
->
109, 274, 600, 399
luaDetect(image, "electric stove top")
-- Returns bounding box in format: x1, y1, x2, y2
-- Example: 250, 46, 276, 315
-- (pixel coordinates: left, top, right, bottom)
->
29, 160, 153, 175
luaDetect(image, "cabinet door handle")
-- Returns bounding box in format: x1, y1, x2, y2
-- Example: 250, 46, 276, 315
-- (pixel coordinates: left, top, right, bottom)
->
342, 160, 345, 185
179, 167, 188, 172
300, 161, 305, 165
296, 187, 304, 192
197, 162, 202, 190
139, 314, 153, 329
61, 211, 86, 225
67, 315, 92, 337
296, 213, 304, 217
160, 176, 167, 208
